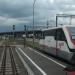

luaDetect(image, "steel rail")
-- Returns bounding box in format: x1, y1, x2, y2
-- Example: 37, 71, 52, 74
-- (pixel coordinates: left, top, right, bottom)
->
9, 46, 18, 75
0, 46, 18, 75
0, 47, 7, 75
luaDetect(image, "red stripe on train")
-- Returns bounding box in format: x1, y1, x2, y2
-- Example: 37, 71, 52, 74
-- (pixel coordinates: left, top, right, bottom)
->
72, 40, 75, 45
67, 72, 75, 75
40, 44, 60, 50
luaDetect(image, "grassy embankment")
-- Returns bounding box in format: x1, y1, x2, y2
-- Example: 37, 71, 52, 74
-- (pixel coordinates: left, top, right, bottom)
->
7, 37, 40, 49
26, 38, 39, 48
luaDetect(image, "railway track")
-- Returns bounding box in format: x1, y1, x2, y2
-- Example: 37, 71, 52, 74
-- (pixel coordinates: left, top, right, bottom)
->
0, 46, 19, 75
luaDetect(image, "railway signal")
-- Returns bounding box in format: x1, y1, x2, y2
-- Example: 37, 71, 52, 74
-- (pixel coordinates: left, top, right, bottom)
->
13, 25, 15, 30
13, 25, 15, 41
24, 25, 27, 47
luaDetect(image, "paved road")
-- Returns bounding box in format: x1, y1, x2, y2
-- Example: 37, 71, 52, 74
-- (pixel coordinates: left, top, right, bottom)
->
16, 46, 68, 75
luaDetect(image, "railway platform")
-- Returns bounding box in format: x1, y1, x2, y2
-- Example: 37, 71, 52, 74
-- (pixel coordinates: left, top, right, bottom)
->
16, 45, 67, 75
16, 45, 75, 75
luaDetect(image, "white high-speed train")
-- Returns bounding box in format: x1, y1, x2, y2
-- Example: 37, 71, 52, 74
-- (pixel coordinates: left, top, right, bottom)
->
38, 25, 75, 64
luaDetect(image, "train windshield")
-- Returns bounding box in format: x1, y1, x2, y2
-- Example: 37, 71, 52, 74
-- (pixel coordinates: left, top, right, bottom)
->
68, 27, 75, 39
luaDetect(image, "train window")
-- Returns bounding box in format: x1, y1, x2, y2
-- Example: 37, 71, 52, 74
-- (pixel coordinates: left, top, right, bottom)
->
42, 28, 66, 41
44, 29, 56, 36
68, 27, 75, 39
55, 29, 66, 41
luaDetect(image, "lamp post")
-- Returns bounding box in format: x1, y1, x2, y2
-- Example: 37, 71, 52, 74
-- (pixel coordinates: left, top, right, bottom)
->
33, 0, 37, 46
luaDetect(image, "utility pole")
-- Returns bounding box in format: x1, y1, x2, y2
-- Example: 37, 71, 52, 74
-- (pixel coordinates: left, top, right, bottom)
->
24, 25, 26, 36
56, 15, 58, 27
70, 15, 72, 25
47, 20, 49, 28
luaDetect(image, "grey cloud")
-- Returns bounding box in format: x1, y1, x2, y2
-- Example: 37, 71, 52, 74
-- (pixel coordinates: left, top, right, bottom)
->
0, 0, 75, 32
0, 0, 33, 18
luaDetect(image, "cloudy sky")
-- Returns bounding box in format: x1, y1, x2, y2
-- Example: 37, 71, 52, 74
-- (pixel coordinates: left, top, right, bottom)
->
0, 0, 75, 31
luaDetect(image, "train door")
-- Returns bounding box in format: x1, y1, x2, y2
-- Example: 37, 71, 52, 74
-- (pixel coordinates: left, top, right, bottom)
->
55, 28, 69, 59
39, 31, 45, 50
44, 29, 56, 55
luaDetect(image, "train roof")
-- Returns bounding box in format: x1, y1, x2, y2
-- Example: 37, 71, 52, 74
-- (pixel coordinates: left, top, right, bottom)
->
41, 25, 75, 31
